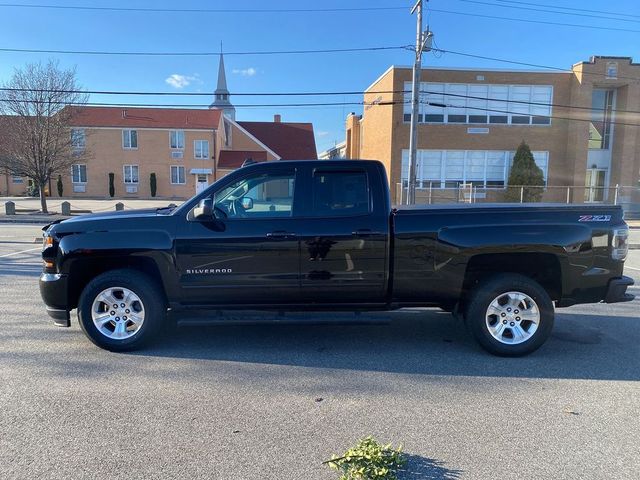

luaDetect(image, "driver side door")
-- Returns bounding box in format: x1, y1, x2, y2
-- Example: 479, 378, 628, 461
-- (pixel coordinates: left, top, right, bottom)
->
175, 167, 302, 305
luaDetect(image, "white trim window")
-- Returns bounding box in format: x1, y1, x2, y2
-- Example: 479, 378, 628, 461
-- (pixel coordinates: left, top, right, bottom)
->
401, 149, 549, 188
170, 165, 186, 184
122, 129, 138, 149
11, 175, 24, 184
71, 128, 86, 150
123, 165, 139, 184
71, 164, 87, 183
194, 140, 209, 159
170, 130, 185, 149
404, 82, 553, 126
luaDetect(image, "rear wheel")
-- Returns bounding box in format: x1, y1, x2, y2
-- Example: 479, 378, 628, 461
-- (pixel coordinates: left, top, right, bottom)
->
78, 270, 165, 351
465, 274, 554, 356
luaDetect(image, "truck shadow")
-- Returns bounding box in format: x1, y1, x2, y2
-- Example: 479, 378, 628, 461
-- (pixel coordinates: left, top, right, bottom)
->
135, 308, 640, 382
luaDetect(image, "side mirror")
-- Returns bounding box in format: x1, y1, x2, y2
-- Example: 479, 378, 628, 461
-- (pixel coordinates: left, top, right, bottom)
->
193, 198, 213, 220
241, 197, 254, 210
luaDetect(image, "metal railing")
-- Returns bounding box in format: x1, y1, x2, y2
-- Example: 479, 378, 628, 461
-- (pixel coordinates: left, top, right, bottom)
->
395, 183, 640, 207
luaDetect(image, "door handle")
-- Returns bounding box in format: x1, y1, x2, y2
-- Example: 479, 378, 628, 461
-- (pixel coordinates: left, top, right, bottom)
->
352, 229, 382, 237
266, 231, 297, 239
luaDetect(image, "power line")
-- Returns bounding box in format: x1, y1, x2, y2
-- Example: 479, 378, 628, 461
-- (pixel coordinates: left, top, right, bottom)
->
494, 0, 640, 19
4, 86, 640, 115
0, 45, 411, 57
433, 48, 640, 84
428, 7, 640, 33
455, 0, 640, 24
2, 98, 639, 128
0, 2, 410, 13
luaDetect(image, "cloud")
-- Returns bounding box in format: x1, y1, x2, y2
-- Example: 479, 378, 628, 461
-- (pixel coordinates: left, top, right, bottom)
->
316, 130, 330, 137
232, 67, 257, 77
165, 74, 197, 89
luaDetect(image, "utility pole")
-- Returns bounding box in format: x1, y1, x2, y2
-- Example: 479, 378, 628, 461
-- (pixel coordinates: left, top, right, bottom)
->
406, 0, 432, 205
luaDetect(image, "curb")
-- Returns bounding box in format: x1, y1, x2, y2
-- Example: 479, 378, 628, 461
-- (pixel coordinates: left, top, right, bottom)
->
0, 216, 69, 225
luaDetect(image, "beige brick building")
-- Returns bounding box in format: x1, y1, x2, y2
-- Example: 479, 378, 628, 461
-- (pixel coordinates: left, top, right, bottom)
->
0, 54, 317, 199
346, 56, 640, 205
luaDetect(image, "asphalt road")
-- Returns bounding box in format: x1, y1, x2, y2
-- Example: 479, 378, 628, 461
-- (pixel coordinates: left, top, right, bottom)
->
1, 223, 639, 480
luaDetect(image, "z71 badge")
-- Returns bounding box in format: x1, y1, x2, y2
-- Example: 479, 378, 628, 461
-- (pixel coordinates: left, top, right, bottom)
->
578, 215, 611, 222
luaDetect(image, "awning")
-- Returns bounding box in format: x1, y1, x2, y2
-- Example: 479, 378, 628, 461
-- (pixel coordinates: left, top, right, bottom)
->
189, 168, 213, 174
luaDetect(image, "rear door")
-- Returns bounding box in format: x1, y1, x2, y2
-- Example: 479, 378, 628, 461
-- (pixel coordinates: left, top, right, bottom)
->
298, 165, 389, 303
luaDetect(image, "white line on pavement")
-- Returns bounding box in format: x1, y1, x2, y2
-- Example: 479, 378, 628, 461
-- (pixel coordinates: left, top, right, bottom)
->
0, 247, 41, 258
625, 265, 640, 271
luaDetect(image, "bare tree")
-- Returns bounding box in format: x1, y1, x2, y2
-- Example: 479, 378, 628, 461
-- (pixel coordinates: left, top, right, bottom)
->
0, 61, 88, 212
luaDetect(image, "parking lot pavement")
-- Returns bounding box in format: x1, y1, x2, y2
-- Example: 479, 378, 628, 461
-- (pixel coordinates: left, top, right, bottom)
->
1, 224, 639, 480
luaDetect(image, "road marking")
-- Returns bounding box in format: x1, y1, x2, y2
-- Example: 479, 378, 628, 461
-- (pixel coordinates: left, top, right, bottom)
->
0, 247, 41, 258
625, 265, 640, 271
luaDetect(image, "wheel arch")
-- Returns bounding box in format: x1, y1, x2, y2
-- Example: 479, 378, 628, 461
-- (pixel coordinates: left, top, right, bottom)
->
461, 252, 563, 305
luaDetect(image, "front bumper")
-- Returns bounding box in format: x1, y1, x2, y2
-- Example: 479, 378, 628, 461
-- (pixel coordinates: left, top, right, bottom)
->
39, 273, 71, 327
605, 275, 635, 303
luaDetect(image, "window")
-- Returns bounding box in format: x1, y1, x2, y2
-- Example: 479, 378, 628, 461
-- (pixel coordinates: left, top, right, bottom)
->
170, 165, 186, 184
589, 89, 614, 150
123, 165, 139, 184
194, 140, 209, 159
406, 82, 553, 126
213, 172, 296, 219
11, 175, 23, 184
170, 130, 185, 149
401, 149, 549, 189
71, 128, 85, 149
312, 170, 369, 216
72, 164, 87, 183
122, 129, 137, 149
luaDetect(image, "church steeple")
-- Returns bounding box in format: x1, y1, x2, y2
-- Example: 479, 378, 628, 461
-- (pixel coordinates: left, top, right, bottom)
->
210, 52, 235, 119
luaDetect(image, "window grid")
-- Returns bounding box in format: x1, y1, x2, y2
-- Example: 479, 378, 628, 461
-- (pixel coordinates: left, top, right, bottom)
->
123, 165, 139, 184
170, 165, 186, 184
194, 140, 209, 159
401, 149, 549, 189
122, 129, 138, 149
72, 164, 87, 183
404, 82, 553, 126
71, 128, 86, 149
170, 130, 185, 149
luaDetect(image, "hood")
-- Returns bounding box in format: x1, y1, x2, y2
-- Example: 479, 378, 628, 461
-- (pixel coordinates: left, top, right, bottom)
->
44, 208, 165, 234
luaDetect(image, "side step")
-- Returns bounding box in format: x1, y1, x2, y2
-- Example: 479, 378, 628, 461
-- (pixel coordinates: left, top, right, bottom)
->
171, 310, 392, 327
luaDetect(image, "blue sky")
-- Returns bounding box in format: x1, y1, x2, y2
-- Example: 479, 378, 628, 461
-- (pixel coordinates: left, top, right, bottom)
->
1, 0, 639, 153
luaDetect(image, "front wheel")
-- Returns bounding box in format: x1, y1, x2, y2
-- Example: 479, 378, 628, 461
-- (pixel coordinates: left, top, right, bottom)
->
465, 274, 554, 356
77, 269, 166, 351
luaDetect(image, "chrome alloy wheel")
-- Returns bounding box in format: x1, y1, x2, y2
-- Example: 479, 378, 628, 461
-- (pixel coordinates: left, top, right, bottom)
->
485, 291, 540, 345
91, 287, 145, 340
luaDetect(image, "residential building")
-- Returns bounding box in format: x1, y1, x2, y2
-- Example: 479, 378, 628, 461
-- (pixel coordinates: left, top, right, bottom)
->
345, 56, 640, 205
319, 141, 347, 160
0, 54, 317, 198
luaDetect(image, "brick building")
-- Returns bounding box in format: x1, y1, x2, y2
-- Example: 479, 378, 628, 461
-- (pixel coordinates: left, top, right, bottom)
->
346, 56, 640, 205
0, 54, 317, 198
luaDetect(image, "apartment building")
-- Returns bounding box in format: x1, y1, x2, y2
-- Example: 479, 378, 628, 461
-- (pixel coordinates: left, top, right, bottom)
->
346, 56, 640, 205
0, 54, 317, 198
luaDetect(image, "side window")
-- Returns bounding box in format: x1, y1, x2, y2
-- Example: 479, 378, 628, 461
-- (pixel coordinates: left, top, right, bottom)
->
312, 170, 369, 216
214, 172, 295, 219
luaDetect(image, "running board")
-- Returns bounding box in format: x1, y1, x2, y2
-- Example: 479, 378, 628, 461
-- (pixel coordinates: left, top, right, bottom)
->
171, 310, 392, 327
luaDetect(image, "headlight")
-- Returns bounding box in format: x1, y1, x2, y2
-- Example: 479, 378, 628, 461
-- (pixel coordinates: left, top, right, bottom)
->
612, 227, 629, 261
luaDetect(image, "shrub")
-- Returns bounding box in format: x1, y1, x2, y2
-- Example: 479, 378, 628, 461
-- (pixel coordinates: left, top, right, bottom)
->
56, 175, 63, 197
150, 172, 157, 197
326, 436, 405, 480
108, 172, 115, 198
504, 141, 545, 202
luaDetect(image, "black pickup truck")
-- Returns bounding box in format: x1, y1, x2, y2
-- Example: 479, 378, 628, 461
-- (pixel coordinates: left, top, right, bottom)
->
40, 160, 633, 356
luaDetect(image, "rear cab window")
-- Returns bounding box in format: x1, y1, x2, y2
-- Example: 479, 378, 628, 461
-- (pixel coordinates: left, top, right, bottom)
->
311, 170, 370, 216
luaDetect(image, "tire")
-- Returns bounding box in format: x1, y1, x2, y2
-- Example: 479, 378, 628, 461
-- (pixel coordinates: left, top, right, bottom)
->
465, 274, 554, 357
77, 269, 166, 351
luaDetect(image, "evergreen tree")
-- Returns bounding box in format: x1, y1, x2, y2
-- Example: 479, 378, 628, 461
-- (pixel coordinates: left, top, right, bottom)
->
56, 175, 63, 197
150, 172, 157, 197
504, 141, 545, 202
108, 172, 115, 198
